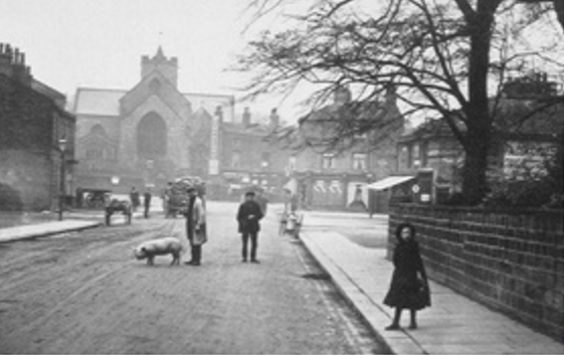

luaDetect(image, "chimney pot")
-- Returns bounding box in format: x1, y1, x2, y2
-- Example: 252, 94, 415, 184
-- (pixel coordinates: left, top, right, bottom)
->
242, 107, 251, 127
215, 106, 224, 122
269, 108, 280, 128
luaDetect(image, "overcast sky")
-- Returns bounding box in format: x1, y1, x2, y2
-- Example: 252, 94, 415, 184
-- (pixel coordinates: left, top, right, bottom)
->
2, 0, 563, 125
0, 0, 308, 122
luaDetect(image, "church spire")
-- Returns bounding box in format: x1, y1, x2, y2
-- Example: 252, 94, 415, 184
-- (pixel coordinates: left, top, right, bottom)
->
155, 45, 165, 60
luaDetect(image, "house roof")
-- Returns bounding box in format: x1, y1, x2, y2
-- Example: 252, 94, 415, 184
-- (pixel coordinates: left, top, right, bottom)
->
0, 73, 74, 121
401, 98, 564, 143
221, 121, 274, 136
74, 87, 235, 121
74, 88, 126, 116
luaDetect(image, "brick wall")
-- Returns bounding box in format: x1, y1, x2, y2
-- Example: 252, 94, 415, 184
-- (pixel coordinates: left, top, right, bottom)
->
0, 149, 54, 210
389, 204, 563, 341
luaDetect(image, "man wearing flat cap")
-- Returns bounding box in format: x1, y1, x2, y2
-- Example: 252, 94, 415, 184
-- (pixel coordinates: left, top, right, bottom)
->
183, 186, 206, 266
236, 191, 264, 263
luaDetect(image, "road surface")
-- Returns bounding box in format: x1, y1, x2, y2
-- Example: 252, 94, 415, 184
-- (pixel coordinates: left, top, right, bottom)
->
0, 202, 388, 354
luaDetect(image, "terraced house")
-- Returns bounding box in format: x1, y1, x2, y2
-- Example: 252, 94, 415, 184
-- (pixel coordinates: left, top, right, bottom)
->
0, 43, 75, 211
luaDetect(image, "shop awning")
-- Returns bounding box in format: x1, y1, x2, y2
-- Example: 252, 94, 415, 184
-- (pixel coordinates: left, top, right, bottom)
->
367, 176, 415, 191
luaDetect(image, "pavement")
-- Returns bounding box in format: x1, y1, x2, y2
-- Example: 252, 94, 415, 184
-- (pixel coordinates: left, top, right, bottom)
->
0, 219, 102, 243
299, 214, 564, 355
0, 208, 147, 243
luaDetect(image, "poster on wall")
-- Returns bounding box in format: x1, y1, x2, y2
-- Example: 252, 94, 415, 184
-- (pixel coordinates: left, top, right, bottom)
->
347, 182, 368, 210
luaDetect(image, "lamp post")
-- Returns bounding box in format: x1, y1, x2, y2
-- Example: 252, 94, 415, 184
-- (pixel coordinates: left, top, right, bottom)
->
58, 137, 67, 221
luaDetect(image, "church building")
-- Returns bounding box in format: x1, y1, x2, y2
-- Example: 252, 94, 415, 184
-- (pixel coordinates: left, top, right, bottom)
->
73, 47, 234, 192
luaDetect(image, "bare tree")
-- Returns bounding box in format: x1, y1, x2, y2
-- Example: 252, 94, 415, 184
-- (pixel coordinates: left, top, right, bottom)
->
237, 0, 564, 204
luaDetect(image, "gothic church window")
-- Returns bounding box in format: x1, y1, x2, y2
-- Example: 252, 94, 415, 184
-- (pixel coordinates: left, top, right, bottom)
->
149, 79, 161, 93
137, 112, 167, 159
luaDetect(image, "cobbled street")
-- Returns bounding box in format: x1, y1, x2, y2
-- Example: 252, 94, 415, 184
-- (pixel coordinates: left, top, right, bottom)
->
0, 202, 388, 354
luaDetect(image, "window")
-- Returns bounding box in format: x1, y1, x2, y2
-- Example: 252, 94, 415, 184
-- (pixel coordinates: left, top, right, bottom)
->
352, 153, 367, 170
86, 148, 103, 160
231, 151, 241, 168
322, 153, 335, 169
149, 79, 161, 93
137, 112, 167, 159
261, 152, 270, 168
288, 155, 296, 171
399, 145, 409, 170
420, 141, 428, 167
412, 144, 421, 168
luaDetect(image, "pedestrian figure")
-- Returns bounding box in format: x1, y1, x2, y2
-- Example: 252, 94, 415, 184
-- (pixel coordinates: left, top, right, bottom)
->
130, 187, 140, 212
75, 187, 83, 208
183, 186, 206, 266
383, 223, 430, 330
163, 182, 173, 218
237, 191, 264, 263
143, 188, 152, 218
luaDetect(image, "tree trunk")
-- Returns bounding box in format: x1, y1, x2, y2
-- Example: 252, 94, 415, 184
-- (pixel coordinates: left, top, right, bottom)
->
461, 128, 490, 204
554, 0, 564, 33
461, 1, 498, 204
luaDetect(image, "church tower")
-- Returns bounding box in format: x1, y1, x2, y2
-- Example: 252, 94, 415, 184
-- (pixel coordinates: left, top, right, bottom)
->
140, 46, 178, 87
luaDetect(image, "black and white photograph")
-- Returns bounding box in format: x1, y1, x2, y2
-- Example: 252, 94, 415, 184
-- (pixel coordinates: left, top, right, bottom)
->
0, 0, 563, 354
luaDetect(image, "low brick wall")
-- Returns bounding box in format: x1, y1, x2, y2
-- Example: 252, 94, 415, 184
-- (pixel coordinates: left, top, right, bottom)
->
389, 204, 563, 341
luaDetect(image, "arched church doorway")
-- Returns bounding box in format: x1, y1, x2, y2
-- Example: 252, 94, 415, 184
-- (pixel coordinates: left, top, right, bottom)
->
137, 112, 167, 159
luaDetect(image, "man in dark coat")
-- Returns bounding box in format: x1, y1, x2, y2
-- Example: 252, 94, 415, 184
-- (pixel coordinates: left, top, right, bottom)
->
130, 187, 140, 212
143, 188, 152, 218
237, 191, 264, 263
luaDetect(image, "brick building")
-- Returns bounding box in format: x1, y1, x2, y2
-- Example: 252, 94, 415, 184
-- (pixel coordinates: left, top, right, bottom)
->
0, 43, 76, 211
214, 107, 292, 200
73, 47, 235, 192
289, 87, 404, 210
394, 74, 564, 204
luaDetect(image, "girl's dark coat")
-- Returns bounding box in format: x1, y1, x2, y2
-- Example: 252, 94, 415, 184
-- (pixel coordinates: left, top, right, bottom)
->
383, 227, 431, 310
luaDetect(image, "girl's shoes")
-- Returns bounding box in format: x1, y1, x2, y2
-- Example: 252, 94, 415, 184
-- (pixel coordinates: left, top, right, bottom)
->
385, 324, 400, 331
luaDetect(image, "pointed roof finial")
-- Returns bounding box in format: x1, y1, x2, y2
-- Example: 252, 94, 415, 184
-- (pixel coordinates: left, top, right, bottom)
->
155, 45, 165, 59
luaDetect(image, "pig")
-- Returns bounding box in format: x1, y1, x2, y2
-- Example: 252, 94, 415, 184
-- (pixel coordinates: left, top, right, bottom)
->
133, 237, 183, 266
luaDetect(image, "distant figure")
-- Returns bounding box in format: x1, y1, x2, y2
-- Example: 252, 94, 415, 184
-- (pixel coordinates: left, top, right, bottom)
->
130, 187, 140, 212
163, 182, 173, 218
383, 223, 431, 330
143, 188, 152, 218
183, 186, 207, 266
75, 187, 83, 208
255, 187, 268, 217
237, 191, 264, 263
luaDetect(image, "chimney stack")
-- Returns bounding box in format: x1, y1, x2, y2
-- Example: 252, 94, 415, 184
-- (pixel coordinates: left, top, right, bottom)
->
215, 106, 223, 123
0, 43, 32, 86
269, 108, 280, 128
242, 107, 251, 127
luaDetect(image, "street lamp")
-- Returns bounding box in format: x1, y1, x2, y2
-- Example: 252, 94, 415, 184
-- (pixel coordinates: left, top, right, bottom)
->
58, 137, 67, 221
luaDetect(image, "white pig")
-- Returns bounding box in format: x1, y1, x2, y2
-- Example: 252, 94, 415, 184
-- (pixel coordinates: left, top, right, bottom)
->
133, 237, 183, 266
